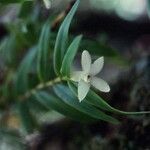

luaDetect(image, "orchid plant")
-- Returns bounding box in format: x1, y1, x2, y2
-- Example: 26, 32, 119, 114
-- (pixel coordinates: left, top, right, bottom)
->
0, 1, 149, 147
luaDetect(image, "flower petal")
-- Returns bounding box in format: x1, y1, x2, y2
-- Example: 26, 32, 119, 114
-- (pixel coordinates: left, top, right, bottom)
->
81, 50, 91, 74
70, 71, 83, 82
90, 56, 104, 76
78, 80, 90, 102
91, 77, 110, 92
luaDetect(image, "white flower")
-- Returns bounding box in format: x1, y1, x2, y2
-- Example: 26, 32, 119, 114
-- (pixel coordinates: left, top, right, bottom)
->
71, 50, 110, 102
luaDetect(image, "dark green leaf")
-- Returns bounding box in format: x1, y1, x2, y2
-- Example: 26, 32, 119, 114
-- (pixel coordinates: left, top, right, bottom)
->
19, 1, 34, 19
37, 20, 51, 82
33, 91, 96, 122
53, 0, 80, 75
28, 96, 49, 113
0, 36, 17, 66
53, 85, 120, 124
68, 82, 150, 115
7, 23, 30, 47
61, 35, 82, 76
15, 47, 37, 94
147, 0, 150, 18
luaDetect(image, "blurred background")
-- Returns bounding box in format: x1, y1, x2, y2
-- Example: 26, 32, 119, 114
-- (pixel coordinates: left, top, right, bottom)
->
0, 0, 150, 149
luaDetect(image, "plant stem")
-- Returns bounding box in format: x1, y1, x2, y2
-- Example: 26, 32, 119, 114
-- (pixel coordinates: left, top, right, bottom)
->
19, 76, 67, 101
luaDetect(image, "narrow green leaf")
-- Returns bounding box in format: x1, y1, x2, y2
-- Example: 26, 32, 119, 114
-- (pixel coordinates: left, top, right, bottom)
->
147, 0, 150, 18
53, 0, 80, 75
33, 91, 96, 122
7, 24, 30, 47
0, 36, 17, 66
37, 21, 51, 82
15, 47, 37, 94
68, 82, 150, 115
61, 35, 82, 76
18, 101, 37, 133
28, 96, 49, 113
53, 85, 120, 124
19, 1, 34, 19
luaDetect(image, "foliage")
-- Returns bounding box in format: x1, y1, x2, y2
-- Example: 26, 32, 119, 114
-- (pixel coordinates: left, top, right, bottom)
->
0, 0, 149, 148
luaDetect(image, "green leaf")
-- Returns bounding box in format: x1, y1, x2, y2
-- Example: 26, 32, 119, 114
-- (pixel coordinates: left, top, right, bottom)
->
1, 70, 13, 100
28, 96, 49, 113
68, 82, 150, 115
147, 0, 150, 18
15, 47, 37, 94
33, 91, 96, 122
37, 20, 51, 82
61, 35, 82, 76
53, 0, 80, 75
53, 85, 120, 124
18, 101, 37, 134
0, 36, 17, 66
19, 1, 34, 19
7, 23, 30, 47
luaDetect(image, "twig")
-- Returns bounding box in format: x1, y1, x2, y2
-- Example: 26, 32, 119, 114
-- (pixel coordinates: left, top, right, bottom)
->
19, 76, 67, 101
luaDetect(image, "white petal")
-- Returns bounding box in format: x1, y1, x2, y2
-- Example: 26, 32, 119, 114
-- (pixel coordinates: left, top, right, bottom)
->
91, 77, 110, 92
90, 56, 104, 76
70, 71, 83, 82
78, 80, 90, 102
81, 50, 91, 74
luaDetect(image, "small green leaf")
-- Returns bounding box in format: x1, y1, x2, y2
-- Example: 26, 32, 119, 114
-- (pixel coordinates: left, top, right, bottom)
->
33, 91, 96, 122
147, 0, 150, 18
53, 0, 80, 75
37, 21, 51, 82
0, 36, 17, 66
28, 96, 49, 113
53, 85, 120, 124
68, 82, 150, 115
15, 47, 37, 94
61, 35, 82, 76
19, 1, 34, 19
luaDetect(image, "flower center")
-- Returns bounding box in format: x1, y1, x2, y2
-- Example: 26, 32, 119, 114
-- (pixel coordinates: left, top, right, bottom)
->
83, 74, 91, 83
87, 75, 91, 79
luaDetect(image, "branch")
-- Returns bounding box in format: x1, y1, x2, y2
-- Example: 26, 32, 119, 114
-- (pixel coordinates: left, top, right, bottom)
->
19, 76, 67, 101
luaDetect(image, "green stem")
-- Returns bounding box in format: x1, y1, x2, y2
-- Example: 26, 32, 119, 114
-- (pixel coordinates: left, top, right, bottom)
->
19, 76, 67, 101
